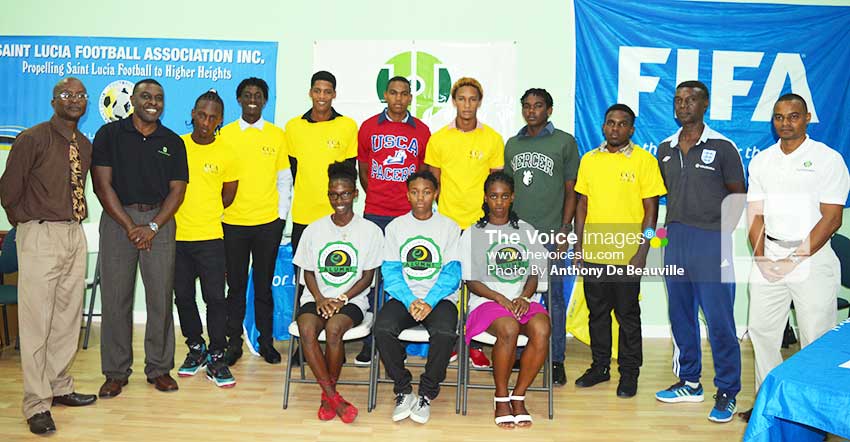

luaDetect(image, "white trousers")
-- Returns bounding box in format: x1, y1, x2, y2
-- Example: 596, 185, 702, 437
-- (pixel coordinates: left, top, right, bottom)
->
748, 239, 839, 391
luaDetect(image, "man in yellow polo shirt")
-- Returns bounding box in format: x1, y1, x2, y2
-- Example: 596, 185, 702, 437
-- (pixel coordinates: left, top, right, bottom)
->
174, 90, 238, 387
424, 76, 503, 368
573, 103, 666, 398
425, 77, 504, 230
219, 77, 292, 366
285, 71, 358, 256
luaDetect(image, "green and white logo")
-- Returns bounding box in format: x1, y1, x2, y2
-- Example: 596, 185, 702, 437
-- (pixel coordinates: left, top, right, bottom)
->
486, 242, 530, 284
318, 241, 358, 287
400, 236, 442, 280
376, 51, 451, 120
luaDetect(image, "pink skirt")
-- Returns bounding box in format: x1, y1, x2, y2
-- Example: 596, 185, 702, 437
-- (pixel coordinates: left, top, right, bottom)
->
465, 300, 548, 345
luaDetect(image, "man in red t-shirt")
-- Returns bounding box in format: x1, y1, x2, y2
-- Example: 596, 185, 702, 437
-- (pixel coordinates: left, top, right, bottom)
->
356, 76, 431, 363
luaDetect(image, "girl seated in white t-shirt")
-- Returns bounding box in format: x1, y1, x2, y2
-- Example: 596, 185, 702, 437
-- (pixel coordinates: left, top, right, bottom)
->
292, 161, 383, 424
461, 171, 551, 429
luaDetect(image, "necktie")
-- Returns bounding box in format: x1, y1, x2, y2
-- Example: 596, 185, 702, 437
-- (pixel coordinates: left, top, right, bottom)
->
69, 133, 87, 221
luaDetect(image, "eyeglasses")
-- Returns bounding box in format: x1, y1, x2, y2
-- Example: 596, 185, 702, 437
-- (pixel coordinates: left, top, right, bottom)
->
55, 92, 88, 101
327, 191, 354, 201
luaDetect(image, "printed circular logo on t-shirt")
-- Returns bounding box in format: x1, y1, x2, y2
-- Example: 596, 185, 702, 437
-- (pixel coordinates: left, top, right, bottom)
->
318, 241, 358, 287
400, 236, 442, 281
487, 242, 529, 283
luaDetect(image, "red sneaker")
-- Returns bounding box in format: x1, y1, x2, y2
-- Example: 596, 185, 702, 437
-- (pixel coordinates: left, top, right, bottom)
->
469, 347, 492, 368
329, 392, 358, 424
318, 391, 335, 421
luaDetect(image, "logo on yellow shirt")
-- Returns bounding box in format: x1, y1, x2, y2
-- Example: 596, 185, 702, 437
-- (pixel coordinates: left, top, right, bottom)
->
468, 149, 484, 160
261, 146, 275, 156
203, 163, 221, 175
620, 170, 635, 183
327, 139, 342, 150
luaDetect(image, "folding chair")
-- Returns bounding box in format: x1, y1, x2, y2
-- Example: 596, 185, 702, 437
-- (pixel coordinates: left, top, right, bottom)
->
369, 285, 464, 414
81, 222, 101, 349
282, 270, 380, 411
460, 280, 554, 419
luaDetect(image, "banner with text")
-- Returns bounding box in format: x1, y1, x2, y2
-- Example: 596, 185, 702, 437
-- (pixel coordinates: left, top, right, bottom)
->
313, 41, 517, 138
0, 36, 278, 148
574, 0, 850, 183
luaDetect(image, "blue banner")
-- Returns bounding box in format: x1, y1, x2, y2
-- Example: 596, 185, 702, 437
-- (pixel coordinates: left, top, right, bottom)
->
574, 0, 850, 182
244, 244, 296, 354
0, 36, 278, 147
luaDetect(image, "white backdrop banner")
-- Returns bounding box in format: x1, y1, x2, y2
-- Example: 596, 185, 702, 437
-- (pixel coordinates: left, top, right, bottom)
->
313, 41, 517, 138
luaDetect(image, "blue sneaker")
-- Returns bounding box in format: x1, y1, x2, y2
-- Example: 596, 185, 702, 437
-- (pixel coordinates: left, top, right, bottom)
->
178, 342, 207, 377
708, 392, 736, 423
655, 380, 704, 403
205, 351, 236, 388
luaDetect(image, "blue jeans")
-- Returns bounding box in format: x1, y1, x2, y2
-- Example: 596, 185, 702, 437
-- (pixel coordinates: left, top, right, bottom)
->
544, 242, 569, 363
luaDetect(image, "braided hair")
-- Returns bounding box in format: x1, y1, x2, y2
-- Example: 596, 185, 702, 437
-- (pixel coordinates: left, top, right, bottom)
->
475, 171, 520, 229
189, 89, 225, 134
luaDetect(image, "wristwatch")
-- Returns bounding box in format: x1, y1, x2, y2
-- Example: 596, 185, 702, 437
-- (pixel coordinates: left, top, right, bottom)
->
148, 222, 159, 233
337, 294, 349, 305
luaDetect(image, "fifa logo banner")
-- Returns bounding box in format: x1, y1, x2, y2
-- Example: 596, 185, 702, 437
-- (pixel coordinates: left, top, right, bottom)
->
0, 36, 278, 149
573, 0, 850, 184
313, 41, 517, 137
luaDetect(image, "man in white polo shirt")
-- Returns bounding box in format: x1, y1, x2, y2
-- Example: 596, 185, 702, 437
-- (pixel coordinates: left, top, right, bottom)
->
740, 93, 850, 421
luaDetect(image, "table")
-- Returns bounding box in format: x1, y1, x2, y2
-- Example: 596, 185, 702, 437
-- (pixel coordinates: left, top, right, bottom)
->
744, 319, 850, 441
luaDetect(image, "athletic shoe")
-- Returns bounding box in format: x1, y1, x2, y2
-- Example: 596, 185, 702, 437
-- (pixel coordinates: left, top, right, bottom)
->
449, 350, 458, 363
224, 343, 243, 367
469, 347, 491, 368
178, 342, 207, 377
553, 362, 567, 386
205, 351, 236, 388
355, 343, 372, 366
392, 393, 417, 422
708, 392, 736, 423
575, 366, 610, 387
655, 380, 705, 403
617, 376, 638, 398
409, 395, 431, 424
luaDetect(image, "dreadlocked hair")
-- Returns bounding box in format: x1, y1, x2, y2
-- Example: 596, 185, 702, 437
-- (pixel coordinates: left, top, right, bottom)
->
475, 171, 520, 229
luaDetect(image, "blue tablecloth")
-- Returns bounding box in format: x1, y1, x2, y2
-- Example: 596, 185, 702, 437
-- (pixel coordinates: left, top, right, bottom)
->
744, 319, 850, 441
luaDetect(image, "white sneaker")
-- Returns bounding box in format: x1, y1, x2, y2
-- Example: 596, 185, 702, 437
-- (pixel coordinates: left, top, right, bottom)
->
409, 395, 431, 424
392, 393, 417, 422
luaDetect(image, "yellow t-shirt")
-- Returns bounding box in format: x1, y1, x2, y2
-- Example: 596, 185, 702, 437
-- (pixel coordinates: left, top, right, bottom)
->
574, 144, 667, 265
285, 115, 358, 225
219, 120, 290, 226
424, 123, 504, 229
175, 134, 239, 241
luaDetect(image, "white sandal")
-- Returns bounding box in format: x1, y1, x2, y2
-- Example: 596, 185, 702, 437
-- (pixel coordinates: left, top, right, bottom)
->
494, 396, 515, 428
510, 391, 533, 426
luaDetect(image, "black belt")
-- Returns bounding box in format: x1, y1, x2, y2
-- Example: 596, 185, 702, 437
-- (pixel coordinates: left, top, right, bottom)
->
766, 234, 802, 248
124, 203, 161, 212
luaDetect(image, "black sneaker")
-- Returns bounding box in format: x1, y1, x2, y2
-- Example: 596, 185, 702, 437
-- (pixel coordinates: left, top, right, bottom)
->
553, 362, 567, 386
355, 343, 372, 366
224, 343, 243, 367
178, 342, 207, 377
206, 351, 236, 388
259, 343, 282, 364
617, 376, 638, 398
289, 344, 301, 367
575, 366, 611, 388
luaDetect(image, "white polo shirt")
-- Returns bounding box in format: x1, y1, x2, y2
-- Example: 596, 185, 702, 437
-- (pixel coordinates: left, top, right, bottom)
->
747, 136, 850, 241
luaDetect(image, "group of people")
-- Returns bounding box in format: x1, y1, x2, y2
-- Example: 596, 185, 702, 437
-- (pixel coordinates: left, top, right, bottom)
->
0, 68, 846, 435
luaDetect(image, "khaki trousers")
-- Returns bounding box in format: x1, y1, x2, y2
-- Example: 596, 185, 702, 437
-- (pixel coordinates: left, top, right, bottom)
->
16, 220, 86, 418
